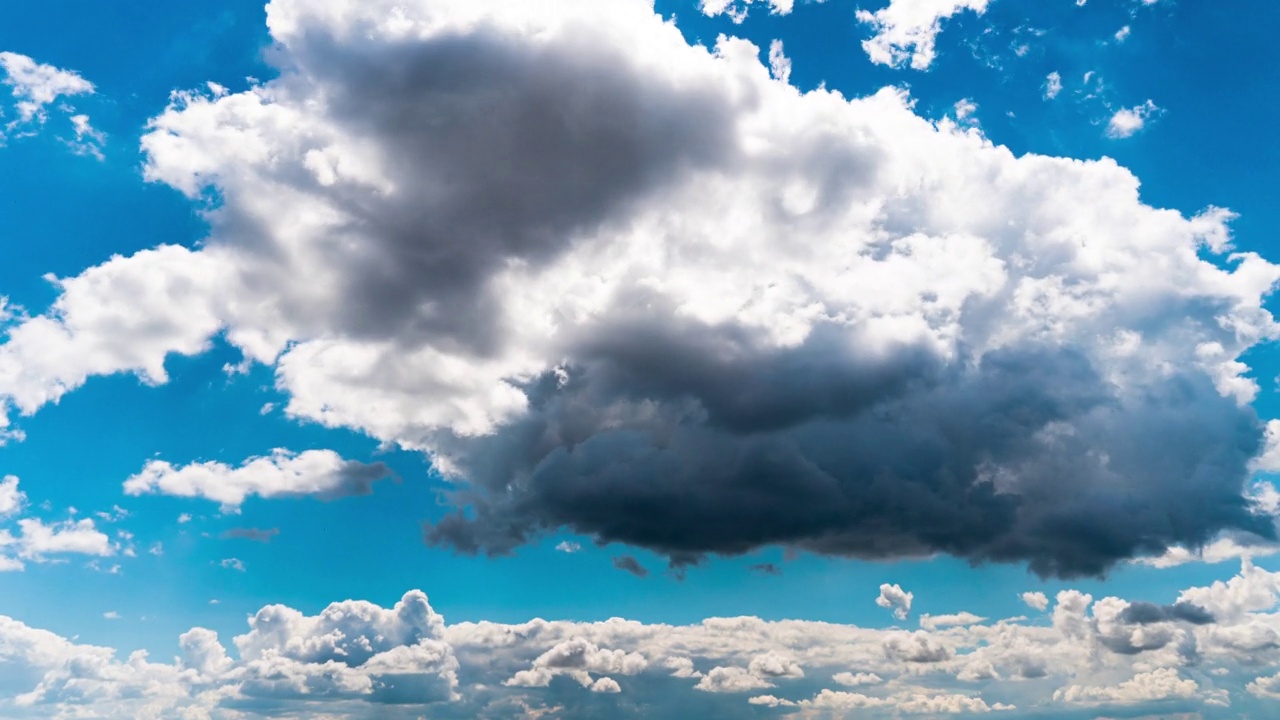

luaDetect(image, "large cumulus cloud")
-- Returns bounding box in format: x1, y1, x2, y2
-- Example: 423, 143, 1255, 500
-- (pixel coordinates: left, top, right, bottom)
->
0, 0, 1278, 576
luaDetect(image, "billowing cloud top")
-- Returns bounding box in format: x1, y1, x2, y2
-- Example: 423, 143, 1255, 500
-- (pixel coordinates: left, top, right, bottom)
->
0, 0, 1277, 577
5, 563, 1280, 718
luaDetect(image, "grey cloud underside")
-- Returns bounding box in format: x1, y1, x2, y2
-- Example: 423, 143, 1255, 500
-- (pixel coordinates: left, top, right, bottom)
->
431, 345, 1270, 578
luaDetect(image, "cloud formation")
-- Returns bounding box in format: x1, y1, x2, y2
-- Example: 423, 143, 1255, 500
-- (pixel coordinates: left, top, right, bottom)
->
122, 449, 392, 511
1, 563, 1279, 718
857, 0, 990, 69
0, 0, 1275, 577
0, 51, 102, 154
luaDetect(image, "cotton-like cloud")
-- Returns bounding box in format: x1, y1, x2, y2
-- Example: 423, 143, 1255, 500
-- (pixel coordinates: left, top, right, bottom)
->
0, 51, 101, 155
0, 51, 93, 124
1021, 591, 1049, 611
857, 0, 990, 70
1044, 71, 1062, 100
0, 475, 26, 517
0, 0, 1276, 579
877, 583, 914, 620
122, 449, 392, 511
1107, 100, 1160, 139
2, 564, 1280, 717
700, 0, 796, 24
14, 518, 113, 560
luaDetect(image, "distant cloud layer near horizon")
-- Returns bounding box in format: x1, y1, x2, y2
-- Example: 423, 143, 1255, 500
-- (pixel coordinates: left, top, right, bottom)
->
1, 0, 1279, 717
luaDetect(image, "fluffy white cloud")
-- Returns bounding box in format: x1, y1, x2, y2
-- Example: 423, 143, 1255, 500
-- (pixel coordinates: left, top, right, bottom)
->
0, 51, 93, 123
877, 583, 914, 620
700, 0, 796, 23
1021, 591, 1049, 612
0, 475, 25, 517
1106, 100, 1160, 139
122, 448, 392, 511
919, 611, 985, 630
15, 517, 113, 559
2, 563, 1280, 716
0, 0, 1276, 581
857, 0, 990, 70
1044, 71, 1062, 100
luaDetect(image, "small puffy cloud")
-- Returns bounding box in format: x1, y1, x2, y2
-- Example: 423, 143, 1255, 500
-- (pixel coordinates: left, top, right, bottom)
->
1021, 591, 1049, 611
219, 558, 245, 572
700, 0, 795, 24
877, 583, 914, 620
102, 611, 120, 620
590, 676, 621, 693
857, 0, 989, 70
1248, 671, 1280, 698
1106, 100, 1159, 139
1044, 71, 1062, 100
0, 51, 93, 123
555, 541, 581, 553
832, 671, 882, 686
695, 665, 776, 692
919, 611, 985, 631
0, 475, 26, 517
882, 631, 952, 663
15, 518, 113, 560
506, 637, 646, 690
768, 39, 791, 84
123, 449, 392, 511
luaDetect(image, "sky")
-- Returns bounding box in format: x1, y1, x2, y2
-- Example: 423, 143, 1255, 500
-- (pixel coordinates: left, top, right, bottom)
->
0, 0, 1279, 718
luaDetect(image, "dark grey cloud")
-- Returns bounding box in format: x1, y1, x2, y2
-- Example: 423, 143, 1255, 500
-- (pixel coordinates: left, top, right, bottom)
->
1119, 602, 1216, 626
430, 342, 1271, 578
221, 527, 280, 543
613, 555, 649, 578
749, 563, 783, 576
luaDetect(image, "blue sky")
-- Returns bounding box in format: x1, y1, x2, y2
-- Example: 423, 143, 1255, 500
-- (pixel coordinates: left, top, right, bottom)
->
1, 0, 1280, 718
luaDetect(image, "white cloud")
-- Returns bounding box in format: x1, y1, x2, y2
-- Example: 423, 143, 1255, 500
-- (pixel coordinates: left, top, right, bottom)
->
1248, 670, 1280, 698
122, 448, 391, 511
555, 541, 581, 553
877, 583, 914, 620
1044, 71, 1062, 100
768, 39, 792, 84
700, 0, 796, 24
0, 0, 1275, 581
832, 671, 883, 686
1054, 668, 1199, 705
1115, 25, 1131, 42
1020, 591, 1049, 612
857, 0, 990, 70
15, 518, 113, 560
1, 563, 1280, 716
919, 611, 985, 630
0, 51, 93, 124
695, 665, 776, 692
1106, 100, 1160, 139
219, 558, 245, 572
0, 475, 26, 517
